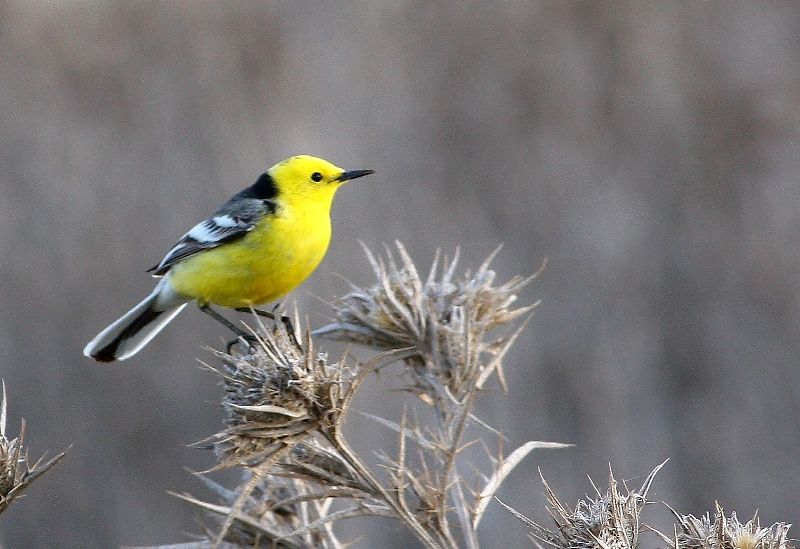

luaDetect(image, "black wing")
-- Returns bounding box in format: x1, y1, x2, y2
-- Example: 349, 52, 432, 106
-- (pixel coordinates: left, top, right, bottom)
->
148, 198, 274, 276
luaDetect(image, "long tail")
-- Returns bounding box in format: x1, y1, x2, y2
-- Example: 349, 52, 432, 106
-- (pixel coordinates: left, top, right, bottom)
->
84, 281, 188, 362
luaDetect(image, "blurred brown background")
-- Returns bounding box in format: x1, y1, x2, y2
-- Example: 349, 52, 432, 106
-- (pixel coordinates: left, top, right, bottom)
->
1, 2, 799, 547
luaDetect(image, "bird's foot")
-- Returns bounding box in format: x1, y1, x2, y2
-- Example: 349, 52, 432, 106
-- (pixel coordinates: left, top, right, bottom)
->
225, 334, 260, 354
199, 304, 260, 354
234, 305, 299, 348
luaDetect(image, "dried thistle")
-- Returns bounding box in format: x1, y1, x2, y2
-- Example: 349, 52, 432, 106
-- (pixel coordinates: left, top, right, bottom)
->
167, 246, 559, 549
653, 502, 795, 549
497, 461, 667, 549
200, 318, 349, 469
184, 316, 422, 548
154, 244, 800, 549
191, 318, 382, 547
168, 473, 338, 549
315, 242, 541, 406
0, 381, 68, 514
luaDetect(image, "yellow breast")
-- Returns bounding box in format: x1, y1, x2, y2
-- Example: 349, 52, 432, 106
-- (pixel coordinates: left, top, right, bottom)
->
167, 201, 333, 308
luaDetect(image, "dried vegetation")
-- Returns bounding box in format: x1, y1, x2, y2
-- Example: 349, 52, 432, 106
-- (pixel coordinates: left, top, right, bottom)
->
0, 381, 67, 515
146, 244, 795, 549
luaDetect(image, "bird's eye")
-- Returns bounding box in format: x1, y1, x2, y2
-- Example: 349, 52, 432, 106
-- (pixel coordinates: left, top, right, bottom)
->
311, 172, 323, 182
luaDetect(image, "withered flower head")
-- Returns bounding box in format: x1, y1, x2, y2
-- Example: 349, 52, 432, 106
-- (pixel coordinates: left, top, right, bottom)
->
659, 502, 794, 549
498, 462, 666, 549
315, 242, 541, 403
0, 381, 67, 515
205, 320, 348, 468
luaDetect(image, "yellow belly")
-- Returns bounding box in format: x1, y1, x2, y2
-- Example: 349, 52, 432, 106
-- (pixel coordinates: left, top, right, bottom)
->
167, 214, 331, 308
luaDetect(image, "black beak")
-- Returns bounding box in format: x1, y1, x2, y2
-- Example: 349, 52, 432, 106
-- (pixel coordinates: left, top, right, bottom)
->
335, 169, 375, 182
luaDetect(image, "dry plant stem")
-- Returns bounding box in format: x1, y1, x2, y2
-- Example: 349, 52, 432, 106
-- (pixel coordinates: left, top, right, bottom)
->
327, 428, 439, 548
168, 491, 307, 549
435, 390, 479, 549
323, 350, 442, 548
212, 442, 295, 549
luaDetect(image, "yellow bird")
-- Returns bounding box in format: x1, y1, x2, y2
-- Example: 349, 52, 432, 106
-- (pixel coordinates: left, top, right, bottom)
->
84, 155, 374, 362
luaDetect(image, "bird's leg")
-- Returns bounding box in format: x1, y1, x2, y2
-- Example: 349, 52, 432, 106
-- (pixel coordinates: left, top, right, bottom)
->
234, 305, 297, 345
199, 304, 245, 335
198, 304, 257, 353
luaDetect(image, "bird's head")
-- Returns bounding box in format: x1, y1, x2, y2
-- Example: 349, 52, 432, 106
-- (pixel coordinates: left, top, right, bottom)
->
268, 155, 374, 201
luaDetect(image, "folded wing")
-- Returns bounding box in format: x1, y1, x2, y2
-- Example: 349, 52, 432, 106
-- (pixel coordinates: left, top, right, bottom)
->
148, 198, 274, 276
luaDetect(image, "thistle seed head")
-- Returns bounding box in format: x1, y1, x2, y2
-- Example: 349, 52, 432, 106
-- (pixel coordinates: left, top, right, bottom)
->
499, 462, 666, 549
315, 242, 541, 403
663, 502, 794, 549
206, 321, 348, 468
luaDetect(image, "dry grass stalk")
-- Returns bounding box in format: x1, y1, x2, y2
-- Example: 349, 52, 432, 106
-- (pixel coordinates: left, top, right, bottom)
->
0, 381, 68, 515
165, 243, 558, 548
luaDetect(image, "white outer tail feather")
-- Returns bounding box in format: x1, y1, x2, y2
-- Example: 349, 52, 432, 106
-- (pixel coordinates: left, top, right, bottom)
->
83, 280, 188, 362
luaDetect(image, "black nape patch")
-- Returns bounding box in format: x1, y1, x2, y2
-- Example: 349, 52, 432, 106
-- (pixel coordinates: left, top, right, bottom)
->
245, 172, 278, 200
